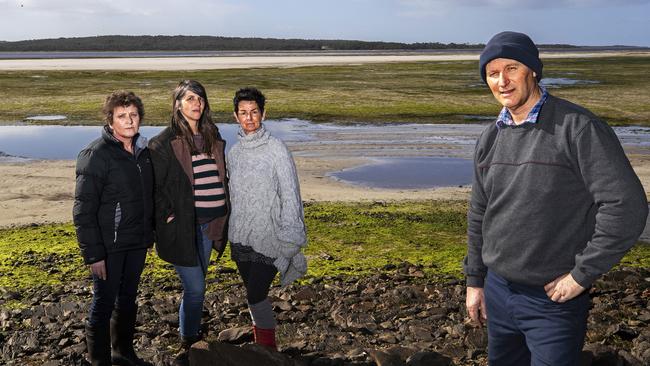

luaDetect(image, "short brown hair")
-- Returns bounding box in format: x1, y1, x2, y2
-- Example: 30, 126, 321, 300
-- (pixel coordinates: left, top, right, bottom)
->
102, 91, 144, 125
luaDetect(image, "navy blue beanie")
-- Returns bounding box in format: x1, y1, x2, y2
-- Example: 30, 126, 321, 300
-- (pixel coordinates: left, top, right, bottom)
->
479, 31, 543, 83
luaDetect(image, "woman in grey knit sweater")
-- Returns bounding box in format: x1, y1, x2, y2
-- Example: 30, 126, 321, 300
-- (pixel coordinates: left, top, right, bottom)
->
227, 87, 307, 349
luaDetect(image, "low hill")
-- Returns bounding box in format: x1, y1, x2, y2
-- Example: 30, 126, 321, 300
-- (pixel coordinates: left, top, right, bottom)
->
0, 35, 580, 52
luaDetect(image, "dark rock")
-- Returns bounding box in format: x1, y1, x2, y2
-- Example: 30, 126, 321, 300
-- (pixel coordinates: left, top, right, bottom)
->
217, 326, 253, 343
346, 348, 368, 362
2, 264, 648, 365
441, 344, 466, 360
406, 351, 454, 366
378, 334, 398, 344
606, 323, 638, 341
631, 329, 650, 363
189, 340, 297, 366
161, 314, 179, 327
318, 252, 335, 261
383, 346, 418, 362
409, 326, 433, 341
368, 349, 403, 366
57, 338, 72, 347
273, 300, 293, 312
283, 340, 308, 353
618, 350, 643, 366
311, 357, 332, 366
583, 343, 621, 365
464, 327, 488, 349
292, 288, 318, 302
580, 350, 594, 366
217, 267, 237, 274
2, 291, 21, 301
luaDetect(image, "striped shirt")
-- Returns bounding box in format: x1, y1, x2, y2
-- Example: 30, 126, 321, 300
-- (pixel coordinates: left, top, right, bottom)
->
191, 134, 227, 221
496, 86, 548, 128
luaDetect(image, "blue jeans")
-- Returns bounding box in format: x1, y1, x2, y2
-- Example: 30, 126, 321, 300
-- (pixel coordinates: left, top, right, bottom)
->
88, 249, 147, 327
484, 270, 589, 366
173, 223, 212, 338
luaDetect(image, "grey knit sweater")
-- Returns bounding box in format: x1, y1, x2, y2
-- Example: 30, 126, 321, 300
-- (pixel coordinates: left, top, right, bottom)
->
227, 124, 307, 286
464, 95, 647, 288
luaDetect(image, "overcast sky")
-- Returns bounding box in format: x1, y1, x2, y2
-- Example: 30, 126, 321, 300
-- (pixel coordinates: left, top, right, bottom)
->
1, 0, 649, 46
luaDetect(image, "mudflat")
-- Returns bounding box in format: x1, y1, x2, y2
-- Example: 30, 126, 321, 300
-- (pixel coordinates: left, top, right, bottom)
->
1, 140, 648, 228
0, 156, 471, 228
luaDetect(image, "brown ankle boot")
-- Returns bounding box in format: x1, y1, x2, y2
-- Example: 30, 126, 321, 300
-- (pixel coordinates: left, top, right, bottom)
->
174, 334, 201, 366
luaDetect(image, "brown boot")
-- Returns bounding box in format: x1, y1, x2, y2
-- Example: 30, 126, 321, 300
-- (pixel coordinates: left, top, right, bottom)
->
174, 334, 201, 366
253, 325, 276, 350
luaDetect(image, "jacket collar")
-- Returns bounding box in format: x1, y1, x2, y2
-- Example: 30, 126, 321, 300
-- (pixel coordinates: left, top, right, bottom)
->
102, 125, 148, 157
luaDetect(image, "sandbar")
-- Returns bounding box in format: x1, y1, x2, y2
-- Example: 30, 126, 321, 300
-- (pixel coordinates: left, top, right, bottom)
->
1, 51, 648, 71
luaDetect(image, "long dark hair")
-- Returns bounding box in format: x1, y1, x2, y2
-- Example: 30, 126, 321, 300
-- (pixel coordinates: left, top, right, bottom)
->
170, 80, 221, 156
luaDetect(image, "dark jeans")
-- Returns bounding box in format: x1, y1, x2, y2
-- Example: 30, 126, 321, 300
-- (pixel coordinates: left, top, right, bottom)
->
235, 260, 277, 305
88, 249, 147, 327
485, 270, 590, 366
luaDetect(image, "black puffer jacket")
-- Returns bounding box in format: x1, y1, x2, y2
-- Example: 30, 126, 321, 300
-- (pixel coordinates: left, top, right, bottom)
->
73, 126, 154, 264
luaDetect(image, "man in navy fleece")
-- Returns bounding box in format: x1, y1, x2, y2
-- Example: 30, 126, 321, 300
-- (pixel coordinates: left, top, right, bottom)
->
463, 31, 647, 365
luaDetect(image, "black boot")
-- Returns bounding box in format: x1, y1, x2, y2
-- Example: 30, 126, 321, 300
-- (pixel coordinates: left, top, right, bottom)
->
110, 306, 153, 366
174, 335, 201, 366
85, 322, 111, 366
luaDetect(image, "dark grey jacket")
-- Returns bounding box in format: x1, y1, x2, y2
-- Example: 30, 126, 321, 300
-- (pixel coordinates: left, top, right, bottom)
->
73, 126, 154, 264
464, 95, 648, 288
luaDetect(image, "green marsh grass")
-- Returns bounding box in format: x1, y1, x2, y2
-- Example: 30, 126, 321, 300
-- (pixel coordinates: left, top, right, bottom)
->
1, 201, 648, 306
1, 56, 649, 125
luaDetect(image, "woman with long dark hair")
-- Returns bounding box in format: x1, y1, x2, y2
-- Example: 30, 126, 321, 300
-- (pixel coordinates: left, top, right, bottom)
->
148, 80, 229, 365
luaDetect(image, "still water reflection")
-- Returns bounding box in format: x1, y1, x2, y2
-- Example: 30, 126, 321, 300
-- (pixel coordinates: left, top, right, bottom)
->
329, 157, 473, 189
1, 120, 649, 189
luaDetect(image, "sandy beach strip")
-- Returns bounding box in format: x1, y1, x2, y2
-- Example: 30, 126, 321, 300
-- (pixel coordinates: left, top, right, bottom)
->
2, 152, 649, 229
1, 51, 648, 71
0, 157, 472, 228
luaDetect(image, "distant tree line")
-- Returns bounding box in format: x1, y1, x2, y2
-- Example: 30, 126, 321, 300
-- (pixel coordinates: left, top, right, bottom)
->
0, 35, 580, 52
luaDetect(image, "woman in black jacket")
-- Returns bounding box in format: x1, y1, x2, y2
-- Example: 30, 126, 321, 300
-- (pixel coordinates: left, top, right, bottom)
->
149, 80, 229, 365
73, 91, 154, 366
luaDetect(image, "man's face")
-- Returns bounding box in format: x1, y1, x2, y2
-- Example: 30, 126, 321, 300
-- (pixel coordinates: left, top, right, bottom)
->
234, 100, 264, 135
110, 104, 140, 143
485, 58, 538, 114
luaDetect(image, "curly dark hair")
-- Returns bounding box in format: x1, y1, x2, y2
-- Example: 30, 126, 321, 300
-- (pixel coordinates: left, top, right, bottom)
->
102, 91, 144, 125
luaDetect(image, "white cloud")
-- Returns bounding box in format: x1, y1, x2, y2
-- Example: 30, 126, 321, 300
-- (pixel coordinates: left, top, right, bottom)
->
6, 0, 244, 17
395, 0, 650, 20
0, 0, 247, 40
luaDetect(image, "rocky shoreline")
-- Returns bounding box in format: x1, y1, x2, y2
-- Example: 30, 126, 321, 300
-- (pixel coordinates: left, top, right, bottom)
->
1, 262, 648, 365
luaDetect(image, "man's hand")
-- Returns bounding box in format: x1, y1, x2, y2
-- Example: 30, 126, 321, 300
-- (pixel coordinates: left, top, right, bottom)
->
466, 286, 488, 326
89, 260, 107, 280
544, 273, 585, 303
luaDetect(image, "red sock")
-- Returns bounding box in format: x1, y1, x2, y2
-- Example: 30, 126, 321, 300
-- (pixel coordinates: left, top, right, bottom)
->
253, 325, 276, 350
